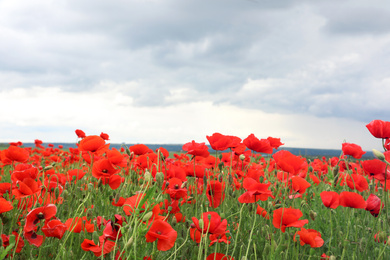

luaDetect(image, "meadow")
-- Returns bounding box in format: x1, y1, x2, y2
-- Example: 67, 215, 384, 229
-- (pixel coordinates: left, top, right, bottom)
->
0, 120, 390, 260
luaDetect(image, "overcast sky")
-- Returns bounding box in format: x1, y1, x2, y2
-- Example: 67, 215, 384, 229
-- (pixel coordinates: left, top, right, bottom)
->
1, 0, 389, 150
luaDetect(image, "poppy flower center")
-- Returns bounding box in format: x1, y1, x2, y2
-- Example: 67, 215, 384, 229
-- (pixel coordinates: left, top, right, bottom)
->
102, 169, 108, 173
174, 184, 179, 189
156, 231, 161, 235
37, 212, 45, 219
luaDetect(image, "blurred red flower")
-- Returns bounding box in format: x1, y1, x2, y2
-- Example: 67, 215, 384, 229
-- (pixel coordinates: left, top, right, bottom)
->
294, 228, 324, 248
192, 211, 227, 235
206, 180, 225, 208
75, 129, 86, 138
365, 194, 384, 217
273, 150, 307, 176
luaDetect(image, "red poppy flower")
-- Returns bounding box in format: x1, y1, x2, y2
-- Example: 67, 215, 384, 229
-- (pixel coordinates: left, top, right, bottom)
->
256, 205, 270, 219
75, 129, 86, 138
12, 178, 41, 199
129, 144, 151, 155
100, 132, 110, 140
66, 217, 95, 233
362, 159, 389, 181
23, 230, 44, 247
3, 145, 29, 163
34, 139, 44, 149
192, 212, 227, 235
182, 141, 210, 158
339, 191, 367, 209
243, 134, 273, 154
0, 198, 13, 214
145, 220, 177, 251
92, 159, 120, 179
294, 228, 324, 248
167, 178, 187, 200
366, 120, 390, 139
81, 236, 116, 257
291, 176, 311, 194
1, 231, 24, 253
66, 169, 86, 183
206, 180, 225, 208
24, 204, 57, 232
272, 207, 309, 233
42, 219, 67, 239
320, 191, 340, 209
342, 143, 366, 159
238, 178, 274, 203
273, 150, 307, 175
346, 174, 368, 192
267, 137, 284, 149
206, 253, 235, 260
365, 194, 384, 217
206, 133, 241, 151
123, 193, 146, 216
78, 135, 109, 154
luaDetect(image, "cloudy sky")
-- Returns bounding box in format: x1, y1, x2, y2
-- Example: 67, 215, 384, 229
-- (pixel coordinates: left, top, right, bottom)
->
1, 0, 389, 150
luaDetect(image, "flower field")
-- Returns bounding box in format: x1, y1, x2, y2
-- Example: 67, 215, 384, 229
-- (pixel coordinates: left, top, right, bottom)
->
1, 120, 390, 259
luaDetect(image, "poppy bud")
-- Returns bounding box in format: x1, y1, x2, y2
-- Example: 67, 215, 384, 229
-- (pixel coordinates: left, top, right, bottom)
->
241, 257, 248, 260
329, 256, 336, 260
263, 243, 270, 255
144, 170, 153, 183
309, 210, 317, 221
198, 219, 204, 230
142, 211, 153, 222
54, 187, 60, 198
124, 237, 134, 249
373, 149, 385, 161
92, 231, 100, 244
239, 154, 245, 161
155, 172, 165, 187
44, 165, 53, 171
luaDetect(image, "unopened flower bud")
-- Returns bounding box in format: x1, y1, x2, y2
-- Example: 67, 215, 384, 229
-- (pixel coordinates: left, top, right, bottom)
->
155, 172, 165, 186
144, 170, 153, 183
309, 210, 317, 221
373, 149, 385, 161
239, 154, 245, 161
142, 211, 153, 222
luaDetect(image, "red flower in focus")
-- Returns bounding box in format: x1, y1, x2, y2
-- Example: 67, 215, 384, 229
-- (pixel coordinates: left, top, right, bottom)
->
294, 228, 324, 248
365, 194, 384, 217
24, 204, 57, 232
12, 178, 41, 199
167, 178, 187, 200
100, 132, 110, 140
192, 212, 227, 235
123, 193, 146, 216
320, 191, 340, 209
366, 120, 390, 139
182, 141, 210, 158
145, 220, 177, 251
92, 159, 120, 179
238, 178, 274, 203
206, 180, 225, 208
206, 253, 235, 260
362, 159, 389, 181
75, 129, 86, 138
78, 135, 109, 154
24, 230, 44, 247
272, 207, 308, 233
339, 191, 367, 209
42, 219, 67, 239
243, 134, 273, 154
273, 150, 307, 175
206, 133, 241, 151
342, 143, 366, 159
